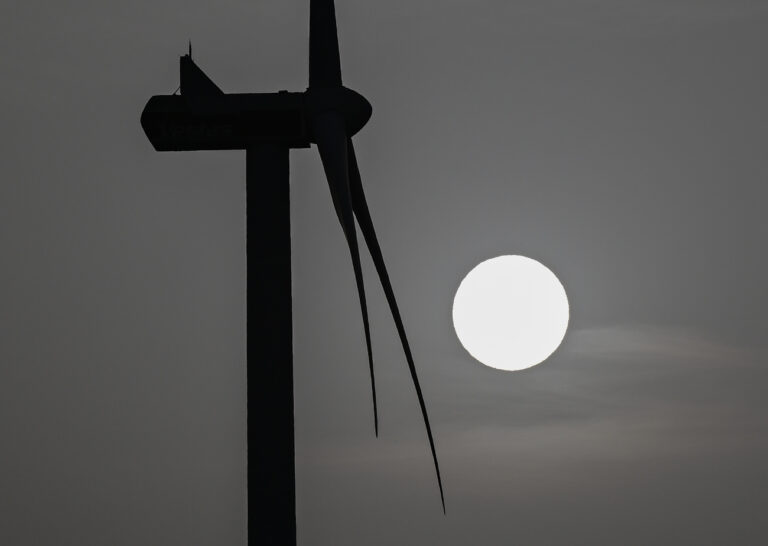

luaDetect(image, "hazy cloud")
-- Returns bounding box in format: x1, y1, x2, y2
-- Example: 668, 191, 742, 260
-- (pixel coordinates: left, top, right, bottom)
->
567, 325, 749, 363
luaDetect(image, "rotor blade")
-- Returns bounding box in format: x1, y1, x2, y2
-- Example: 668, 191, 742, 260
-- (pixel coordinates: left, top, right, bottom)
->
313, 113, 378, 435
309, 0, 343, 87
347, 140, 446, 513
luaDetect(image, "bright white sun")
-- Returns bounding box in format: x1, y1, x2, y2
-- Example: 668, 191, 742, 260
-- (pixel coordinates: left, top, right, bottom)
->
452, 255, 569, 371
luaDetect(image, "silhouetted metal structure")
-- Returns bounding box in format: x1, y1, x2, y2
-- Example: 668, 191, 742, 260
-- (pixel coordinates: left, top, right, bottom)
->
141, 1, 444, 543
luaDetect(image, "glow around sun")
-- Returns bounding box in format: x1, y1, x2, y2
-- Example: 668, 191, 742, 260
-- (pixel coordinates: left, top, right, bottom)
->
452, 255, 569, 371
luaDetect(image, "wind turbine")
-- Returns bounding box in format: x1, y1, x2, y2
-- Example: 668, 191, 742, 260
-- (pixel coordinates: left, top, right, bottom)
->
141, 1, 444, 543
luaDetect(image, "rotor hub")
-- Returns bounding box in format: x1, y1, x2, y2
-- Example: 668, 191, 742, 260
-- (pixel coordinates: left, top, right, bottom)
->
305, 86, 372, 140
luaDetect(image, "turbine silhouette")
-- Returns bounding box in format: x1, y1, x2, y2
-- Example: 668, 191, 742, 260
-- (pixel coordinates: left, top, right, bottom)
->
141, 0, 444, 541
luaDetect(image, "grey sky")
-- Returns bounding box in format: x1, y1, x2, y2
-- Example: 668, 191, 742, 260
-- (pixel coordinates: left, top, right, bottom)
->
1, 1, 767, 544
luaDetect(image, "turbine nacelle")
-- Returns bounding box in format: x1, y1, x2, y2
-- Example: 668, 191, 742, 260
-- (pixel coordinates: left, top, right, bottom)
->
140, 54, 370, 152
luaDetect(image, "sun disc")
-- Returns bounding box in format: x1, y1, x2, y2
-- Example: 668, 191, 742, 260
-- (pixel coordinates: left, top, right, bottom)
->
452, 255, 569, 371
